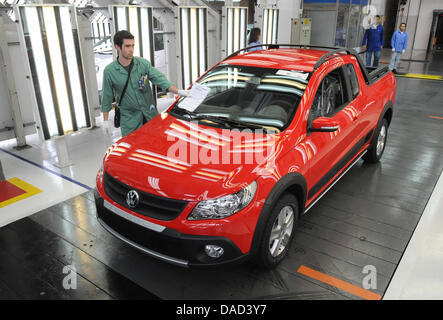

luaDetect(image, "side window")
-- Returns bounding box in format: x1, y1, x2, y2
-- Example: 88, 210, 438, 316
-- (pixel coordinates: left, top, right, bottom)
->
344, 64, 359, 99
309, 67, 348, 122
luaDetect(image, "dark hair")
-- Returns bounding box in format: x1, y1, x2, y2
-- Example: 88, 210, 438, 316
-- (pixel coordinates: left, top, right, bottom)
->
400, 22, 407, 26
248, 28, 261, 44
114, 30, 134, 48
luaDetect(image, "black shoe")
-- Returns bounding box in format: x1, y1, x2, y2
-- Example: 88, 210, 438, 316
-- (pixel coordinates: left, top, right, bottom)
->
392, 69, 398, 74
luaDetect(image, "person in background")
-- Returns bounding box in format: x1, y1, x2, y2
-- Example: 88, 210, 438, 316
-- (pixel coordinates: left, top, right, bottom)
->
247, 28, 262, 52
389, 22, 408, 74
362, 15, 384, 67
101, 30, 189, 137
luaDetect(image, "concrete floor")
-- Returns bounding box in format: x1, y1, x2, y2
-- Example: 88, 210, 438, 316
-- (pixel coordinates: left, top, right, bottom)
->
0, 56, 442, 300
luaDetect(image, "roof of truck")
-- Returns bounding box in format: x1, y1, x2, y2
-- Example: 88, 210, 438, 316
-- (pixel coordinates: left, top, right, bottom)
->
223, 48, 334, 72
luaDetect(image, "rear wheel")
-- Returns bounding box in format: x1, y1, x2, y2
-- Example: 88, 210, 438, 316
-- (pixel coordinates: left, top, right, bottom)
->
363, 118, 388, 163
255, 193, 299, 269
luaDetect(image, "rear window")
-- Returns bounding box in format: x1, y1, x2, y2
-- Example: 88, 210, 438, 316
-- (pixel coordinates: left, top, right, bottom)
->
343, 64, 359, 99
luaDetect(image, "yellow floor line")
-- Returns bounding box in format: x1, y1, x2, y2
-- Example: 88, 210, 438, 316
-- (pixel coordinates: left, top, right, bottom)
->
397, 73, 442, 80
0, 178, 42, 208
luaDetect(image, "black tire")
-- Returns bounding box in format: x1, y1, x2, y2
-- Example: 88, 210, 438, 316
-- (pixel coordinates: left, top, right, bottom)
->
254, 193, 299, 269
363, 118, 389, 163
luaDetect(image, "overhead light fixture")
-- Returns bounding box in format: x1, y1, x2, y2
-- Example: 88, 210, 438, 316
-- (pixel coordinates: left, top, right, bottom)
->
17, 4, 91, 139
92, 18, 99, 44
128, 6, 140, 57
0, 0, 25, 21
22, 6, 59, 137
224, 6, 247, 56
43, 6, 73, 133
262, 8, 279, 44
140, 7, 151, 63
67, 0, 88, 8
227, 7, 232, 55
60, 6, 87, 129
91, 12, 111, 45
178, 6, 208, 89
190, 8, 198, 83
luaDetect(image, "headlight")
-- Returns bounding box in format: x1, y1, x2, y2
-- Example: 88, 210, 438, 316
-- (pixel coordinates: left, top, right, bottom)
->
188, 181, 257, 220
98, 165, 104, 184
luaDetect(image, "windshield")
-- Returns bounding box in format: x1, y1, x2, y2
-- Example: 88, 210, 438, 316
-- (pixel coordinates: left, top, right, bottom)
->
170, 65, 310, 131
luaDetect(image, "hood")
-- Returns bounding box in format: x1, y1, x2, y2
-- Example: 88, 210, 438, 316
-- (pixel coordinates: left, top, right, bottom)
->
103, 113, 288, 201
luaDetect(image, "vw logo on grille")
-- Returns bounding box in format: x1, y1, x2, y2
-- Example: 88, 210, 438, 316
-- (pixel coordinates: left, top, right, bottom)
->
126, 190, 139, 208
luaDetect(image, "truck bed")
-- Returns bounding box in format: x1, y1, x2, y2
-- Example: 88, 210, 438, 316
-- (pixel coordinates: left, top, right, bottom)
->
366, 65, 390, 85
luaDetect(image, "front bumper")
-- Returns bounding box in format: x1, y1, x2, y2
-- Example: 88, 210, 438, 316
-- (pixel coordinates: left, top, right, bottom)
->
94, 189, 249, 267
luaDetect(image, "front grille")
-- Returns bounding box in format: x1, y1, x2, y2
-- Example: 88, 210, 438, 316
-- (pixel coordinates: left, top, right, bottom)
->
98, 206, 188, 260
103, 172, 188, 221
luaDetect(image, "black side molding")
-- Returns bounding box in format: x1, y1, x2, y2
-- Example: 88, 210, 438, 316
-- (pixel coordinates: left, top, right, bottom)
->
307, 133, 370, 200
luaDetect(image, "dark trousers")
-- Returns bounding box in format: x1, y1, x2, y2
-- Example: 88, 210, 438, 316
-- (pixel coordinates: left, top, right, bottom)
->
366, 50, 381, 67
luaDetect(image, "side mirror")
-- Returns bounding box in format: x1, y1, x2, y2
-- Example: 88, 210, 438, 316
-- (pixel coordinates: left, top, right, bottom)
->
310, 117, 340, 132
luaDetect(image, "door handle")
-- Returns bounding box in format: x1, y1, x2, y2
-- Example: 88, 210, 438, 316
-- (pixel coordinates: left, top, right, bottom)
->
352, 113, 358, 121
347, 105, 359, 121
343, 105, 360, 121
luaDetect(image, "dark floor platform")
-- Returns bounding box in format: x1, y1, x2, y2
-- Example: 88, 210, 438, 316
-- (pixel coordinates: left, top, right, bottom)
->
1, 76, 443, 300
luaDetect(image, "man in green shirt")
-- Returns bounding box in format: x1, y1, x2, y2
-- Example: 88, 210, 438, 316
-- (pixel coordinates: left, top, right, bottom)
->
101, 30, 189, 137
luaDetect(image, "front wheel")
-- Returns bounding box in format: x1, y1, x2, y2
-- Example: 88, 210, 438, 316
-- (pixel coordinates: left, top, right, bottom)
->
363, 118, 388, 163
254, 193, 299, 269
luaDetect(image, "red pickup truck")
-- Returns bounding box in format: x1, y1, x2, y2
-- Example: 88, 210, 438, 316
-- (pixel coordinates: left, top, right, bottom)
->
95, 45, 396, 268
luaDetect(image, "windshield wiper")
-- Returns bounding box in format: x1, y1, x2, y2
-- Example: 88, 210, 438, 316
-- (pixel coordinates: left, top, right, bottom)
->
197, 115, 280, 132
204, 116, 263, 129
170, 108, 230, 126
170, 107, 198, 119
170, 108, 279, 132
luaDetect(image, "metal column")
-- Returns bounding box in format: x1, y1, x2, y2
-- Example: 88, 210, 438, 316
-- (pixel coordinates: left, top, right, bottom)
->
0, 14, 28, 148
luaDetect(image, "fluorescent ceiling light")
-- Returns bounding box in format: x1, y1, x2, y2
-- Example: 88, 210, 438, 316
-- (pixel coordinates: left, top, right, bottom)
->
267, 9, 273, 43
19, 4, 90, 139
227, 8, 232, 55
116, 7, 127, 31
112, 6, 154, 65
140, 7, 151, 61
179, 7, 207, 89
240, 8, 246, 48
60, 6, 87, 129
233, 8, 239, 52
190, 8, 198, 84
262, 9, 279, 44
272, 9, 279, 43
263, 9, 268, 44
180, 8, 191, 88
128, 6, 140, 57
24, 6, 59, 137
43, 6, 73, 133
198, 8, 205, 77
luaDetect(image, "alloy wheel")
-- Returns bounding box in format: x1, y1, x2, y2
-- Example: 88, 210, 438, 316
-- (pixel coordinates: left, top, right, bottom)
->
376, 124, 387, 157
269, 205, 294, 257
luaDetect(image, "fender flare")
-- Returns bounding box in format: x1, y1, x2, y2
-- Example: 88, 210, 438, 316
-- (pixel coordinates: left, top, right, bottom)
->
369, 101, 394, 145
249, 172, 307, 256
263, 172, 307, 210
380, 100, 394, 126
